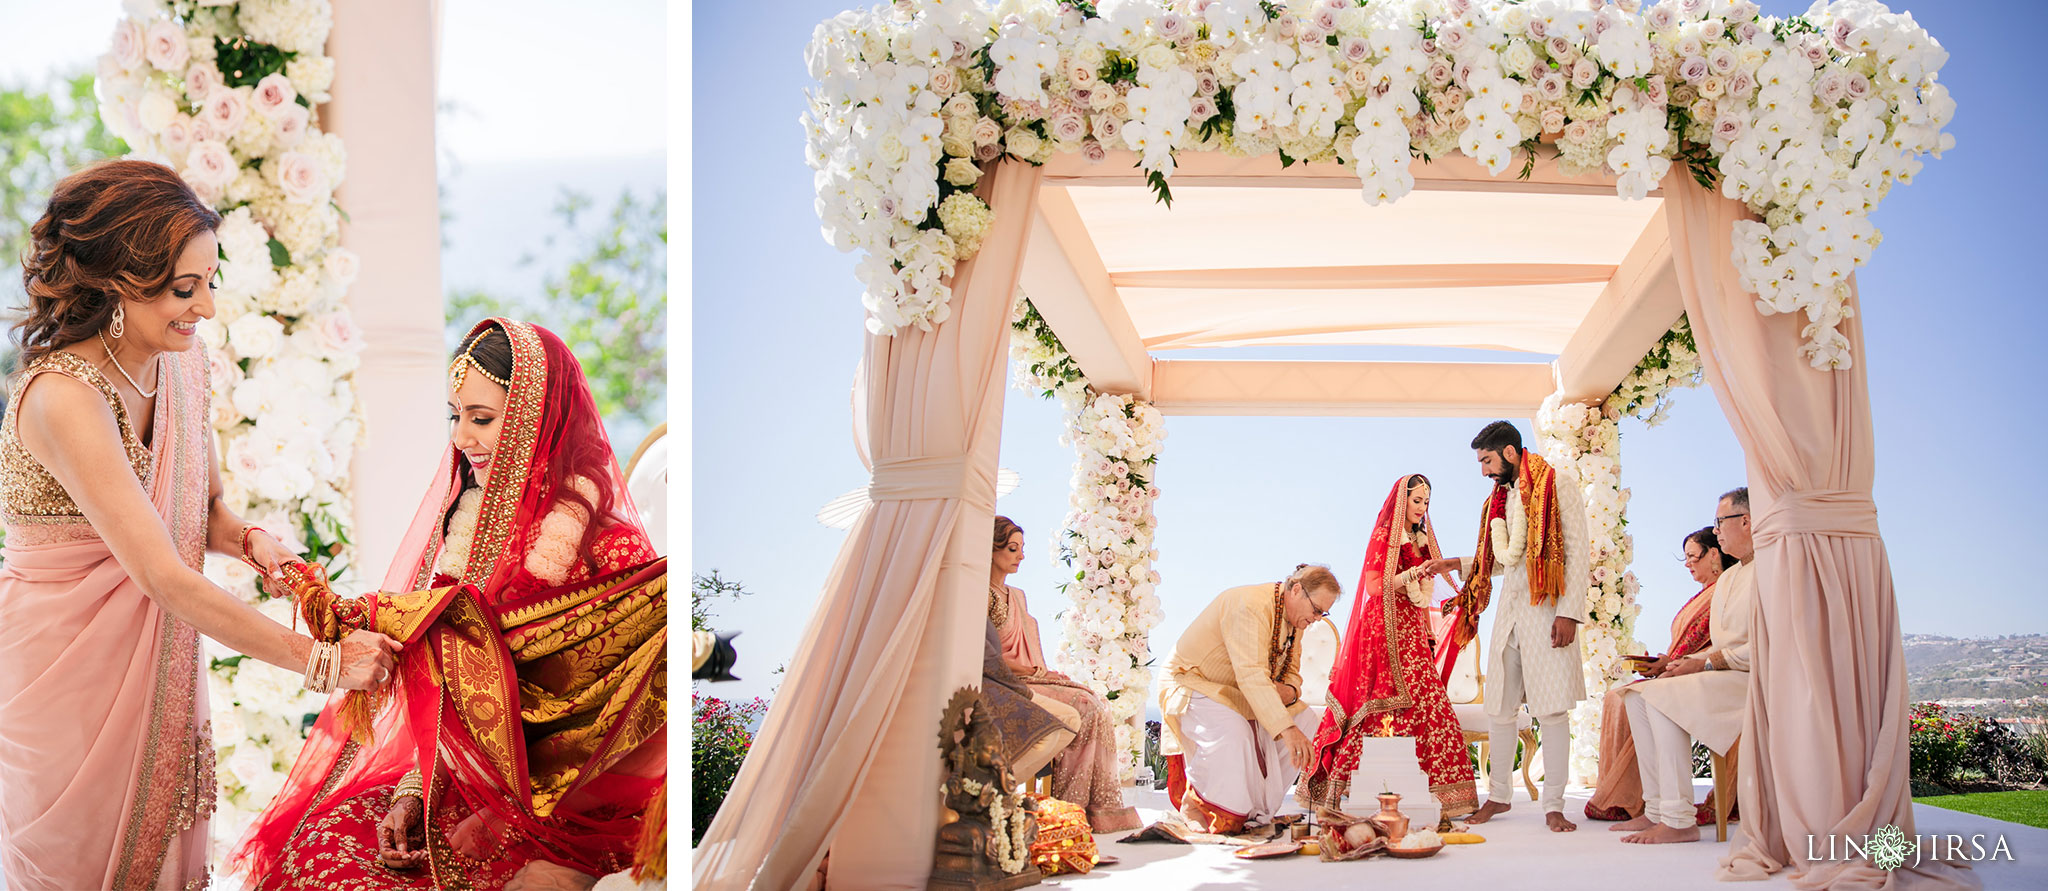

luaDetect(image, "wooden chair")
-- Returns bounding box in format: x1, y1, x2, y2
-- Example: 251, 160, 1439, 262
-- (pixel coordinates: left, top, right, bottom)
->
1709, 738, 1739, 842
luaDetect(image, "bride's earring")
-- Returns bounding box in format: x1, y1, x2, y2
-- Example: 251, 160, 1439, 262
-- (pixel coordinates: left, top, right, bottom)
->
110, 305, 125, 339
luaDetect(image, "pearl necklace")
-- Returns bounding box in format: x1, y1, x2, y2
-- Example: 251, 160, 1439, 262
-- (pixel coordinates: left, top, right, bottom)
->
98, 331, 159, 398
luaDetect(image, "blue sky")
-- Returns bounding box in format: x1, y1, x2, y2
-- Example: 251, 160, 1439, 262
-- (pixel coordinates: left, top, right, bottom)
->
694, 0, 2043, 707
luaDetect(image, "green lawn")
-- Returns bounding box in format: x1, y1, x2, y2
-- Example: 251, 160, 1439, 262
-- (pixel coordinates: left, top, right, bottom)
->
1914, 790, 2048, 830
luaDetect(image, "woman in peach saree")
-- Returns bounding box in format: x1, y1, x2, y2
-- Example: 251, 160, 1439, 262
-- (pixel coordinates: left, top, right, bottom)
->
0, 161, 394, 890
1583, 526, 1732, 824
230, 319, 666, 890
988, 516, 1141, 833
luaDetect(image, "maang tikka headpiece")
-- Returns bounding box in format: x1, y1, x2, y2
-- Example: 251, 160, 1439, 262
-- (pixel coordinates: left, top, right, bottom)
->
448, 338, 510, 392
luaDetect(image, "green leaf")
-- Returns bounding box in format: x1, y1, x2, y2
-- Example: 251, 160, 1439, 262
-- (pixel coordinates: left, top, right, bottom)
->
267, 237, 292, 268
214, 36, 297, 89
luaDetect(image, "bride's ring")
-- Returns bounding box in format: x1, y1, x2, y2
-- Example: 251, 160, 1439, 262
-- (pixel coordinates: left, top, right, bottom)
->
376, 667, 390, 683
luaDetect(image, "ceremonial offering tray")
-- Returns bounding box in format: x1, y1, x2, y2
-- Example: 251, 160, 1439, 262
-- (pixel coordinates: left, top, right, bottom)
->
1234, 841, 1303, 860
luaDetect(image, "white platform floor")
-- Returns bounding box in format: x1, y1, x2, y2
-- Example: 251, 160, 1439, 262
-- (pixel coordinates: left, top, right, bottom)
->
1043, 782, 2048, 890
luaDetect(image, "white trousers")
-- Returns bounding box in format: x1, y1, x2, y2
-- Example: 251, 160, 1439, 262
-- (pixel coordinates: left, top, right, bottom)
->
1622, 690, 1696, 829
1181, 694, 1318, 823
1488, 631, 1571, 813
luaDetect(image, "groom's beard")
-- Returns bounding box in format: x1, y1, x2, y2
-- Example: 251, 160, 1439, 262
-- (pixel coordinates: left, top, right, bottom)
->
1488, 459, 1519, 488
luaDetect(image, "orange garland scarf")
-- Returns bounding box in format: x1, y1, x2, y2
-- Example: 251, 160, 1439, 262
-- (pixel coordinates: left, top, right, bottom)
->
1451, 451, 1567, 648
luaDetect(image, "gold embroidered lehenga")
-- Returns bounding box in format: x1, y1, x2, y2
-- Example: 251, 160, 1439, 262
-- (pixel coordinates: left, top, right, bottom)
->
229, 319, 666, 889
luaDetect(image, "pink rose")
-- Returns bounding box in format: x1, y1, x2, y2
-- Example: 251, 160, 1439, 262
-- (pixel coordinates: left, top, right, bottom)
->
1275, 14, 1299, 40
1440, 87, 1467, 113
1189, 95, 1218, 122
144, 21, 189, 72
1549, 36, 1573, 61
189, 117, 215, 143
252, 72, 297, 116
1563, 120, 1593, 143
109, 19, 145, 70
1571, 57, 1598, 90
1310, 7, 1338, 35
1195, 71, 1219, 96
1050, 110, 1088, 144
1679, 56, 1710, 84
930, 66, 960, 95
1727, 70, 1756, 99
1830, 18, 1857, 53
184, 63, 221, 103
183, 140, 236, 189
1159, 11, 1189, 40
1646, 5, 1677, 31
975, 141, 1002, 162
1447, 0, 1471, 15
272, 103, 309, 148
1518, 90, 1538, 114
1092, 113, 1122, 142
971, 116, 1001, 146
1340, 36, 1370, 64
1454, 59, 1475, 88
1426, 59, 1454, 88
207, 349, 237, 389
273, 151, 331, 204
1816, 70, 1848, 105
1699, 19, 1725, 42
1713, 112, 1745, 143
1644, 74, 1669, 107
161, 115, 195, 160
1709, 46, 1737, 75
1802, 36, 1830, 66
1420, 38, 1438, 56
1540, 106, 1566, 133
1082, 138, 1108, 163
203, 87, 249, 135
1736, 22, 1763, 44
1526, 18, 1548, 40
1538, 73, 1566, 102
1845, 73, 1870, 101
312, 310, 365, 355
1441, 28, 1468, 54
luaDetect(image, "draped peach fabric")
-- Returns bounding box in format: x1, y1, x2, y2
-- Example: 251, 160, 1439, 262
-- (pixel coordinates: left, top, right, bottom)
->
692, 161, 1042, 890
997, 586, 1045, 670
1664, 177, 1977, 889
0, 349, 213, 890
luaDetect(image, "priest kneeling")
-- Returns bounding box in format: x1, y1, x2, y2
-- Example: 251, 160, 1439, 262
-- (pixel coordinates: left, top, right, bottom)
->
1616, 487, 1758, 844
1159, 564, 1342, 834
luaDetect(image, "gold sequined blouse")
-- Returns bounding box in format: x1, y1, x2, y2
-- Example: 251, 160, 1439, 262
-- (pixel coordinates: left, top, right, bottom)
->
0, 352, 156, 536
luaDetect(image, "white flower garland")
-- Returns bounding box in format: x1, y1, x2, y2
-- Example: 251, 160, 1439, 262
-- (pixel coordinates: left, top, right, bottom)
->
1537, 314, 1703, 782
1010, 296, 1164, 780
809, 0, 1951, 369
959, 777, 1033, 874
97, 0, 364, 858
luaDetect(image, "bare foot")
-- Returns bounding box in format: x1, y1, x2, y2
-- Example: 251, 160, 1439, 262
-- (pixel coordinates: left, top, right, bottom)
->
1610, 815, 1655, 832
1622, 824, 1701, 845
504, 860, 599, 891
1466, 800, 1512, 824
1546, 812, 1578, 833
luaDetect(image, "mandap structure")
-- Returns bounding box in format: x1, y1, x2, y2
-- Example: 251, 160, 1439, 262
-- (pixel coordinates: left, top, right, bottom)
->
696, 1, 1962, 889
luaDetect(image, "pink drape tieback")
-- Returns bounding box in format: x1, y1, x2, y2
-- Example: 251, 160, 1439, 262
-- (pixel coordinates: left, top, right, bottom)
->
866, 455, 995, 511
1752, 489, 1879, 546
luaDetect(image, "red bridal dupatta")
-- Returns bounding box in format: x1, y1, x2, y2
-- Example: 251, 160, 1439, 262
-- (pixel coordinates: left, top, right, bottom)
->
230, 320, 665, 888
1303, 477, 1476, 817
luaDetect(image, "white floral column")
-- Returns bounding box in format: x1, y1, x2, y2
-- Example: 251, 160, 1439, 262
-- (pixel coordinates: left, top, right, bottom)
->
1537, 316, 1703, 782
98, 0, 365, 857
1011, 297, 1165, 779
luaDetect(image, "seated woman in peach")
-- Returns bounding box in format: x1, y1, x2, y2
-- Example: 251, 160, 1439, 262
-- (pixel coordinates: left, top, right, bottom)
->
0, 161, 396, 891
1584, 526, 1733, 823
230, 319, 666, 890
989, 516, 1140, 833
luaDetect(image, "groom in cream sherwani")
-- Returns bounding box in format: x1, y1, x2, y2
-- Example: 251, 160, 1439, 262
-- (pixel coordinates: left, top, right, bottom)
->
1424, 421, 1589, 832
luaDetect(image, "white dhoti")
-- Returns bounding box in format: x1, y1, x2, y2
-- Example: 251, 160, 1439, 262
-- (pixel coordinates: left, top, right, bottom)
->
1180, 693, 1318, 824
1487, 630, 1573, 814
1622, 688, 1697, 830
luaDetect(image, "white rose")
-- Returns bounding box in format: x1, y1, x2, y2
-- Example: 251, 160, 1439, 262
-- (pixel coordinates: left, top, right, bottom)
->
943, 157, 982, 187
271, 102, 310, 148
271, 151, 332, 205
320, 248, 360, 289
144, 21, 190, 72
310, 309, 365, 355
228, 312, 286, 360
138, 88, 179, 134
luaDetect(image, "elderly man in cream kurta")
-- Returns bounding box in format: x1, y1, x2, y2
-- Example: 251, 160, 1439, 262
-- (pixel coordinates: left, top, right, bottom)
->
1158, 568, 1339, 834
1425, 423, 1590, 831
1616, 488, 1758, 844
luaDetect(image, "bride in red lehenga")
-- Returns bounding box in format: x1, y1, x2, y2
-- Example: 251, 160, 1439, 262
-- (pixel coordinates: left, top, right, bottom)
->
1302, 474, 1476, 819
228, 319, 666, 890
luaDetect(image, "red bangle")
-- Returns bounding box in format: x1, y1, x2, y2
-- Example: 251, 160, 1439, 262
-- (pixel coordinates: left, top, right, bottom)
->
240, 525, 267, 571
